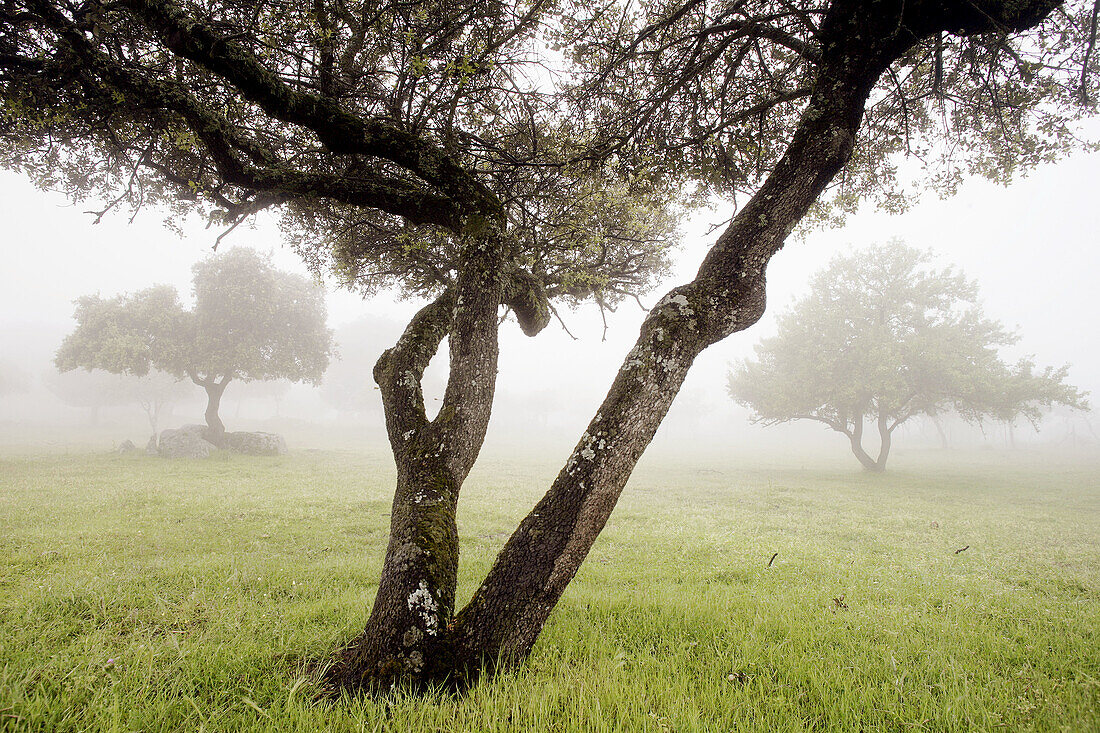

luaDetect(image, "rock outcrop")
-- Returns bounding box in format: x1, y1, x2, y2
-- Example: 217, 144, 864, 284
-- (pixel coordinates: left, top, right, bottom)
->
153, 425, 288, 457
157, 424, 217, 459
222, 431, 288, 456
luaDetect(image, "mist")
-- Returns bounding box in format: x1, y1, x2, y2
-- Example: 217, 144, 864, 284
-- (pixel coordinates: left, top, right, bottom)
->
3, 147, 1097, 465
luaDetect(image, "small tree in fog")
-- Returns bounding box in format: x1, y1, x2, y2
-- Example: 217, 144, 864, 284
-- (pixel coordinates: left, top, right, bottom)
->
41, 368, 177, 427
0, 360, 32, 398
728, 243, 1088, 471
57, 248, 334, 438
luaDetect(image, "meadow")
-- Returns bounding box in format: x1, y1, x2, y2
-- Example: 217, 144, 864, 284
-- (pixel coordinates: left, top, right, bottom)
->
1, 446, 1098, 731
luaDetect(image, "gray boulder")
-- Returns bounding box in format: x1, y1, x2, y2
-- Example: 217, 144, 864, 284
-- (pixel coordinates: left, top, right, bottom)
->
145, 435, 159, 456
158, 424, 217, 459
116, 439, 139, 454
223, 431, 288, 456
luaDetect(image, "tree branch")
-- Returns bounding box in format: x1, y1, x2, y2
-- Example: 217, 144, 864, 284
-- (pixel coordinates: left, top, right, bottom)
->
119, 0, 503, 221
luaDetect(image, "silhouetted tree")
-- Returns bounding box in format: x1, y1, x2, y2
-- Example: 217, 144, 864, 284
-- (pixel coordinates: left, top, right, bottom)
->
728, 243, 1088, 470
42, 367, 181, 427
0, 359, 32, 399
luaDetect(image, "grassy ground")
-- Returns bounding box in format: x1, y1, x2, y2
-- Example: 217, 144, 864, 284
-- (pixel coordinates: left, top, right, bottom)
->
0, 447, 1098, 731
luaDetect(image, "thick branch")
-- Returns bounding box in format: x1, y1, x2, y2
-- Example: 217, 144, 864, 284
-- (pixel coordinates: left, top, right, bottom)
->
22, 0, 466, 230
431, 228, 505, 480
449, 0, 1062, 677
120, 0, 503, 221
374, 290, 455, 452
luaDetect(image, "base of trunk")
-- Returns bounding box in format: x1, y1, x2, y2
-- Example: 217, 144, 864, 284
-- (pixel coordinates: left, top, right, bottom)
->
321, 632, 487, 696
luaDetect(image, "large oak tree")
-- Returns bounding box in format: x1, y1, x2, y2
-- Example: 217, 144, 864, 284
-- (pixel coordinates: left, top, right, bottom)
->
728, 243, 1089, 470
2, 0, 1096, 692
56, 247, 335, 437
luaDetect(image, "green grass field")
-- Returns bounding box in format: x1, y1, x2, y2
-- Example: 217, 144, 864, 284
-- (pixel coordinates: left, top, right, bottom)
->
1, 447, 1098, 731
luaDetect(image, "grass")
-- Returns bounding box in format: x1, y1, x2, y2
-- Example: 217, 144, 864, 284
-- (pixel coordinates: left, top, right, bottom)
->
1, 446, 1098, 731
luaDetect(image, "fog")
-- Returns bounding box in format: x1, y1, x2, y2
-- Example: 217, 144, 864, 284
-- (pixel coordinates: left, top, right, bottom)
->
2, 143, 1098, 463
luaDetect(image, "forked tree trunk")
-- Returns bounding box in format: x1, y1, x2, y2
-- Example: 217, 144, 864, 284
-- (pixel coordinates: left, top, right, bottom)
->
327, 229, 506, 690
848, 411, 892, 472
325, 0, 1060, 694
203, 380, 228, 437
190, 375, 231, 442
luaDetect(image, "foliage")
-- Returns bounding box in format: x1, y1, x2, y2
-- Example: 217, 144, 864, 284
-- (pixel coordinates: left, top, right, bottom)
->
0, 358, 32, 397
728, 242, 1089, 468
56, 247, 334, 387
55, 285, 186, 377
185, 248, 333, 386
1, 449, 1098, 730
0, 0, 681, 308
558, 0, 1099, 216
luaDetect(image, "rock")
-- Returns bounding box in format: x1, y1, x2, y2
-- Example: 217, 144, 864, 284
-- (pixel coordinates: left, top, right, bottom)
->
158, 424, 217, 459
145, 435, 159, 455
223, 431, 288, 456
116, 439, 139, 454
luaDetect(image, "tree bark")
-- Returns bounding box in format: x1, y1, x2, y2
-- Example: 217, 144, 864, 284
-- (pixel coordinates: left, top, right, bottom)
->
325, 0, 1062, 694
327, 227, 506, 692
446, 0, 925, 681
874, 411, 892, 471
846, 409, 892, 471
199, 377, 230, 440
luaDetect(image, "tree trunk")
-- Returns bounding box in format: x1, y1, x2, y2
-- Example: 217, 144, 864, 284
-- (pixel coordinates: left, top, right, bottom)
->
848, 411, 878, 471
875, 411, 892, 471
932, 415, 949, 449
443, 0, 929, 682
325, 0, 1061, 694
846, 410, 891, 471
202, 378, 229, 439
327, 228, 506, 691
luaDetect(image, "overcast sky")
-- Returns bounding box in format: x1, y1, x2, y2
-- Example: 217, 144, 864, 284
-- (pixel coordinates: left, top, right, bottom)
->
2, 140, 1098, 438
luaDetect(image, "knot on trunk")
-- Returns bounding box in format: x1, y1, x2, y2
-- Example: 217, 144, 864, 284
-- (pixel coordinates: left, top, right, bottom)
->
503, 269, 550, 337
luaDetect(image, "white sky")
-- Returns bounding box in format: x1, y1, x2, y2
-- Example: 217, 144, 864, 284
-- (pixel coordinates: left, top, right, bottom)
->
1, 142, 1098, 425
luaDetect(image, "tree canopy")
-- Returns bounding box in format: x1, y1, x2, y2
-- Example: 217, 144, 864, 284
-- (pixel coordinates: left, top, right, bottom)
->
728, 242, 1089, 470
4, 0, 1098, 694
56, 247, 334, 433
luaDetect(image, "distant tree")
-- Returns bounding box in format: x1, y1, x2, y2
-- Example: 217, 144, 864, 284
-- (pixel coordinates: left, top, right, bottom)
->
229, 378, 292, 419
0, 359, 32, 398
319, 318, 399, 421
131, 371, 194, 435
56, 248, 334, 438
42, 368, 142, 425
320, 316, 449, 421
728, 243, 1088, 471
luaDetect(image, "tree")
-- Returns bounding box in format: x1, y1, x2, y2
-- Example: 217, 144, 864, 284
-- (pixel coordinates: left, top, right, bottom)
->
728, 243, 1089, 470
42, 367, 157, 425
319, 316, 409, 422
2, 0, 1095, 692
130, 370, 193, 435
0, 359, 32, 399
56, 248, 335, 437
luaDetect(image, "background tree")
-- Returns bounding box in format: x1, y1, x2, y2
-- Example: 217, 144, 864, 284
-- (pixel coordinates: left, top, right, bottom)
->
2, 0, 1096, 693
0, 359, 32, 399
728, 243, 1089, 470
41, 368, 150, 426
56, 247, 335, 437
130, 371, 193, 435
